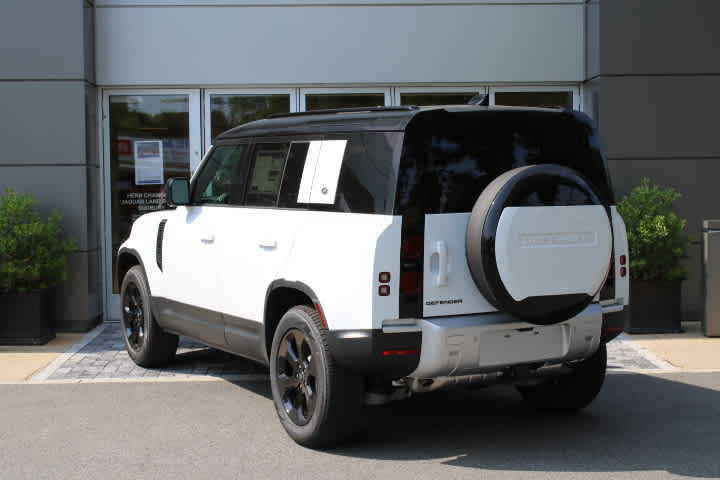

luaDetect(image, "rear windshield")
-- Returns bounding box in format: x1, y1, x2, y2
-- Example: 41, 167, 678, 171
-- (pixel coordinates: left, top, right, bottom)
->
394, 110, 614, 214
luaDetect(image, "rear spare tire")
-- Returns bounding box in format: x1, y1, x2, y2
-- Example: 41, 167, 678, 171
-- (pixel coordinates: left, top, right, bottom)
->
466, 164, 611, 325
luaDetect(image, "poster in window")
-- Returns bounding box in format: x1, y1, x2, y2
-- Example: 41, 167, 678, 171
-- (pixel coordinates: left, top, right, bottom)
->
134, 140, 164, 185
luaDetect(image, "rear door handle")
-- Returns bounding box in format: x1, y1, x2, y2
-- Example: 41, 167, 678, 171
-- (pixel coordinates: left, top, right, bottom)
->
259, 239, 277, 249
436, 240, 448, 287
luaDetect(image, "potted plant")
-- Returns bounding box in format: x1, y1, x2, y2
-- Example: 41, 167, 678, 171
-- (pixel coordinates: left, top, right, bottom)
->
0, 189, 76, 344
618, 179, 689, 333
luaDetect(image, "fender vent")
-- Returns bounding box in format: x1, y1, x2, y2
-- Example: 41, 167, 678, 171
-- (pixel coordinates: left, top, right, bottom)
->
156, 219, 168, 271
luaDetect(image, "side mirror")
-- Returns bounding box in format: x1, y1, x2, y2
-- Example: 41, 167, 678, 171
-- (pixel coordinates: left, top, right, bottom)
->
165, 177, 190, 207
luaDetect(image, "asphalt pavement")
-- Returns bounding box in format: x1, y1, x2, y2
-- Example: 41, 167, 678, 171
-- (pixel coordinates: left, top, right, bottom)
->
1, 371, 719, 480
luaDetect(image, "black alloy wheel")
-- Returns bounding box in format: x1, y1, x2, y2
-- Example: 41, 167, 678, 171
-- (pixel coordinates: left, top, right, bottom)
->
122, 282, 145, 351
276, 328, 318, 426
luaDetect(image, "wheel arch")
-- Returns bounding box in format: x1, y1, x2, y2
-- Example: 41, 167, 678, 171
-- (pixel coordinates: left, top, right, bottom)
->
263, 280, 323, 360
117, 248, 144, 292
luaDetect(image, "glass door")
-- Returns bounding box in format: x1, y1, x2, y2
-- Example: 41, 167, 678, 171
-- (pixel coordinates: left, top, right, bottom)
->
102, 89, 201, 320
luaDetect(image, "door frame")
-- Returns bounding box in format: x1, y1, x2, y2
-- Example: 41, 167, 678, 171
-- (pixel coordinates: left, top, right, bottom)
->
101, 88, 201, 321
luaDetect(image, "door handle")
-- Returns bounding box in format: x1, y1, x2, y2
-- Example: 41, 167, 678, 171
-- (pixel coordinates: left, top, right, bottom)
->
259, 239, 277, 249
436, 240, 448, 287
200, 233, 215, 243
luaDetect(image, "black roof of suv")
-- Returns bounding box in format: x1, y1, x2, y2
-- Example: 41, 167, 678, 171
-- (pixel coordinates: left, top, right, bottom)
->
214, 105, 573, 140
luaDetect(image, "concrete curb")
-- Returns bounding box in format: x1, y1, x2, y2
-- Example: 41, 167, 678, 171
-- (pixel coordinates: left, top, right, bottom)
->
29, 323, 108, 382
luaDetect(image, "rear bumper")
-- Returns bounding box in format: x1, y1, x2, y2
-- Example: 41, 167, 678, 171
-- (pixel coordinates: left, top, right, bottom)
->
328, 302, 622, 380
408, 303, 603, 378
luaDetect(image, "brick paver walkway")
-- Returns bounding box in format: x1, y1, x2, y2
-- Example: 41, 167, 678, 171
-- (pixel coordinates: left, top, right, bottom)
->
40, 323, 671, 382
46, 323, 267, 381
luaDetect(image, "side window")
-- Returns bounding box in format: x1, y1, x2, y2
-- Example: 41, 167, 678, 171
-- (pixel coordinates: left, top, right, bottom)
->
245, 143, 290, 207
191, 144, 249, 205
334, 133, 398, 214
277, 142, 310, 208
275, 135, 399, 214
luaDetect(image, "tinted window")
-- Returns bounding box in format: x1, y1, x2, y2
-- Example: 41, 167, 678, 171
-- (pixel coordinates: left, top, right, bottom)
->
395, 110, 613, 214
245, 143, 290, 207
333, 133, 399, 214
191, 144, 249, 205
277, 142, 310, 208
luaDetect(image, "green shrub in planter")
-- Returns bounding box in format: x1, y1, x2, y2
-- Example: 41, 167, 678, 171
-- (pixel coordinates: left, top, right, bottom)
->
617, 179, 689, 333
0, 189, 76, 344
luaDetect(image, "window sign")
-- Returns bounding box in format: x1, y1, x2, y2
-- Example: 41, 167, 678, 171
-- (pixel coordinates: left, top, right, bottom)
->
134, 140, 164, 185
296, 140, 347, 204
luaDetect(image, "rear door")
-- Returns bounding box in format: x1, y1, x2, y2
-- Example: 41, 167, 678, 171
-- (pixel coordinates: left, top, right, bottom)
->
397, 110, 616, 318
215, 140, 303, 360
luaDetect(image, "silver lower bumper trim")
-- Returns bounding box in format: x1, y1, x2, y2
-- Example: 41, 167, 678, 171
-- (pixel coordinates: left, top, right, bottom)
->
408, 303, 603, 379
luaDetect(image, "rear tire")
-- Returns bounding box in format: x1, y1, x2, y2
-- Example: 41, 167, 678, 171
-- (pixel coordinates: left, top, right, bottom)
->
517, 343, 607, 412
270, 306, 364, 448
120, 265, 178, 368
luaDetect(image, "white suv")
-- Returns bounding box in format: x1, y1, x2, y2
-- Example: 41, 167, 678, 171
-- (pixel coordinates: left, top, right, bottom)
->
117, 105, 629, 447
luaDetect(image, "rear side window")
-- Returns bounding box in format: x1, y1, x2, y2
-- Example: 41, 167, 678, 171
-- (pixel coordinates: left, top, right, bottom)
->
395, 110, 614, 214
276, 133, 401, 215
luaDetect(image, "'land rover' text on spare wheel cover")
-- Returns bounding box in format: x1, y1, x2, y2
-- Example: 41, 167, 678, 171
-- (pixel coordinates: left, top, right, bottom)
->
466, 164, 612, 325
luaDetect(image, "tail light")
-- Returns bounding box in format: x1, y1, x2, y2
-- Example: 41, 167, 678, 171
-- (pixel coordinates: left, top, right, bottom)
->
400, 236, 423, 296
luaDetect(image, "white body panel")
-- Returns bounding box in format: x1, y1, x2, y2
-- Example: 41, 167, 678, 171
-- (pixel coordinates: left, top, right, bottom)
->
495, 205, 612, 301
120, 208, 400, 332
214, 207, 303, 323
423, 213, 496, 318
611, 206, 630, 305
280, 212, 401, 330
158, 206, 223, 312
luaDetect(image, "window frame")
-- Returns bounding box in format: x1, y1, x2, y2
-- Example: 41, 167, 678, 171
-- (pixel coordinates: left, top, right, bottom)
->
299, 87, 392, 111
203, 88, 297, 152
488, 85, 580, 110
394, 85, 487, 106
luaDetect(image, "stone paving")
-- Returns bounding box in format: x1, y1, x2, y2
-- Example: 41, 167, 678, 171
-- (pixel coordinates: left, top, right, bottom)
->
40, 323, 671, 382
45, 323, 268, 381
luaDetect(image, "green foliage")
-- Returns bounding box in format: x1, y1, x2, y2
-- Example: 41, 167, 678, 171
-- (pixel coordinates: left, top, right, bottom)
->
617, 179, 689, 281
0, 189, 76, 293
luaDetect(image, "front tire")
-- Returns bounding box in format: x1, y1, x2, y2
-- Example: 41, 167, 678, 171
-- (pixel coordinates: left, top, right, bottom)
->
517, 343, 607, 411
270, 306, 364, 448
120, 265, 178, 368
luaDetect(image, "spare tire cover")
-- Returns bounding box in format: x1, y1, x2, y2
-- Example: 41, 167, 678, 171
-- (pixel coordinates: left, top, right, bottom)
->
466, 164, 612, 325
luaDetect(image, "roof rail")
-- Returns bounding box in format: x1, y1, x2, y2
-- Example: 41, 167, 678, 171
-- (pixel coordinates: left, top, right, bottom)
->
267, 106, 419, 119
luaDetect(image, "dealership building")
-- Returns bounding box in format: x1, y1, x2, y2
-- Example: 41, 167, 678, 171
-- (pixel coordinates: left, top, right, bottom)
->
1, 0, 718, 331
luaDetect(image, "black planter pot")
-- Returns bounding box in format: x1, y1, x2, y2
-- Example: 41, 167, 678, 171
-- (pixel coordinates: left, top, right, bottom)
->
626, 279, 683, 334
0, 291, 55, 345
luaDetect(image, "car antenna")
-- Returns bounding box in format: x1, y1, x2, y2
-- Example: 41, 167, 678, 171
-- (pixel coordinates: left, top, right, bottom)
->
467, 94, 489, 106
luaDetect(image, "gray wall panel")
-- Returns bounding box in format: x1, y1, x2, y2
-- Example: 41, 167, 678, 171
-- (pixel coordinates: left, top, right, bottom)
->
0, 0, 85, 79
0, 81, 87, 166
96, 4, 584, 85
608, 157, 720, 321
0, 165, 92, 251
585, 0, 600, 80
599, 76, 720, 159
53, 249, 103, 332
600, 0, 720, 76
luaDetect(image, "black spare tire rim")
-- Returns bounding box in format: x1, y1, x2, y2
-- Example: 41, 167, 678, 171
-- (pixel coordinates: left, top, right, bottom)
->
276, 328, 317, 426
122, 282, 145, 351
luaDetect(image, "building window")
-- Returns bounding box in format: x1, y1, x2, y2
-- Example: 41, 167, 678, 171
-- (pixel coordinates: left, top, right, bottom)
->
493, 91, 574, 110
206, 92, 293, 147
400, 92, 479, 106
301, 88, 391, 111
